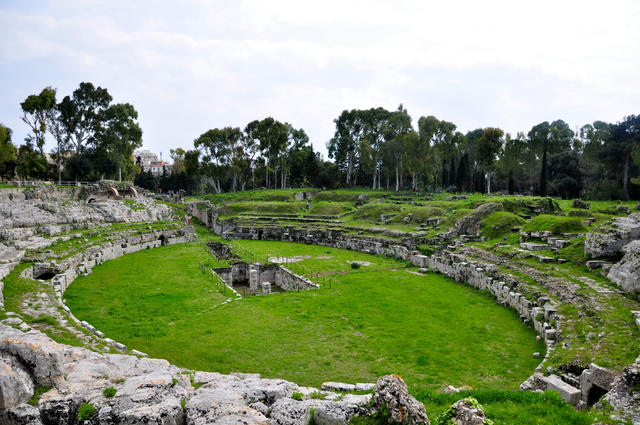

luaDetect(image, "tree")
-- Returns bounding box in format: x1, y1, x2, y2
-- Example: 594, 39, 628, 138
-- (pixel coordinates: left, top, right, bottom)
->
254, 118, 289, 189
0, 124, 17, 179
16, 141, 49, 179
383, 105, 413, 192
361, 107, 391, 189
170, 148, 186, 174
327, 110, 364, 187
477, 127, 504, 194
48, 109, 72, 183
416, 115, 440, 188
549, 151, 583, 198
243, 120, 262, 189
194, 128, 235, 193
20, 87, 57, 154
528, 122, 551, 196
604, 115, 640, 200
92, 103, 142, 181
184, 150, 201, 179
57, 82, 112, 154
496, 133, 527, 194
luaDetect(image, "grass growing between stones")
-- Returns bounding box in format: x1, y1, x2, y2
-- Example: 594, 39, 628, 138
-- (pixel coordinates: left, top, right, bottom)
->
417, 389, 596, 425
65, 240, 543, 395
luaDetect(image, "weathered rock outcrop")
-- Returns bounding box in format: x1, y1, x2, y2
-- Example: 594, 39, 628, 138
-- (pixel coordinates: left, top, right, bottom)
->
456, 203, 502, 235
607, 240, 640, 293
584, 213, 640, 258
0, 324, 375, 425
373, 375, 429, 424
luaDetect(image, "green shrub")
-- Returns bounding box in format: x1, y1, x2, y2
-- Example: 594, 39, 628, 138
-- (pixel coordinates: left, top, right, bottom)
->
523, 214, 586, 234
77, 402, 95, 420
351, 262, 361, 269
481, 212, 525, 239
103, 387, 117, 398
292, 391, 303, 401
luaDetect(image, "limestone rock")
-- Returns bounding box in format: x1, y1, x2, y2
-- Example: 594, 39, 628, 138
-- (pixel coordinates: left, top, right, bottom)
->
373, 375, 429, 425
584, 213, 640, 258
187, 387, 267, 425
269, 398, 321, 425
249, 401, 269, 416
440, 397, 488, 425
0, 354, 35, 408
457, 203, 502, 235
0, 403, 43, 425
572, 199, 590, 209
313, 401, 358, 425
0, 326, 64, 386
607, 240, 640, 293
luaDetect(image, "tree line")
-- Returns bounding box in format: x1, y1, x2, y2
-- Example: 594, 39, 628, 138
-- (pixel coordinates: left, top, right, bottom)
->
0, 82, 142, 182
1, 83, 638, 200
327, 105, 640, 200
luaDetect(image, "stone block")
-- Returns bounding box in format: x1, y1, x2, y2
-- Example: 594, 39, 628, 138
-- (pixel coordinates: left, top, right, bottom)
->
321, 382, 356, 392
544, 375, 581, 405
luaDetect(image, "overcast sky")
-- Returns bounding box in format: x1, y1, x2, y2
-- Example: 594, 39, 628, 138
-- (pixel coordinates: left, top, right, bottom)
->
1, 0, 639, 159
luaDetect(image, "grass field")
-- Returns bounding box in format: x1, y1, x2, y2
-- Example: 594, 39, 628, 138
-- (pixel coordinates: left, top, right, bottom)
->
65, 240, 543, 392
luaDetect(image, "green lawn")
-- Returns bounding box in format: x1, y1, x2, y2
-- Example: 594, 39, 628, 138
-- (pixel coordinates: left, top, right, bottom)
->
65, 240, 543, 394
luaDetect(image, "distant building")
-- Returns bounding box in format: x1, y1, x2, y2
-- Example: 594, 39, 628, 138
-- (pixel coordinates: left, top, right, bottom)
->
134, 150, 172, 177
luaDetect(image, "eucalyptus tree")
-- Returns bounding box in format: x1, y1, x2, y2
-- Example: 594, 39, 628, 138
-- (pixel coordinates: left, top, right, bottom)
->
416, 115, 440, 188
92, 103, 142, 181
194, 127, 241, 193
361, 107, 391, 189
383, 105, 413, 192
327, 110, 364, 187
476, 127, 504, 194
497, 132, 527, 194
255, 118, 289, 189
57, 82, 113, 154
20, 87, 57, 154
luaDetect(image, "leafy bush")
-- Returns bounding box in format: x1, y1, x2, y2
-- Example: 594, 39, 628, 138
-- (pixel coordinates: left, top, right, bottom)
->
103, 386, 117, 398
351, 262, 361, 269
77, 402, 95, 420
291, 391, 303, 401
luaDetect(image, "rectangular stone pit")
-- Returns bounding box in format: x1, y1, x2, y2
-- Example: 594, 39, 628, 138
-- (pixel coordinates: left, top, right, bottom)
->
213, 262, 318, 296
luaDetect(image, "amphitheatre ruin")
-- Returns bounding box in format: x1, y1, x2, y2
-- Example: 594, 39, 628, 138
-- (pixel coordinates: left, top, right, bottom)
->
0, 184, 639, 424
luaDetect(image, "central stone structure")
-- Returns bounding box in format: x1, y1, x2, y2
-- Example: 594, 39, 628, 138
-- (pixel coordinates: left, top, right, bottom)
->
213, 262, 318, 296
